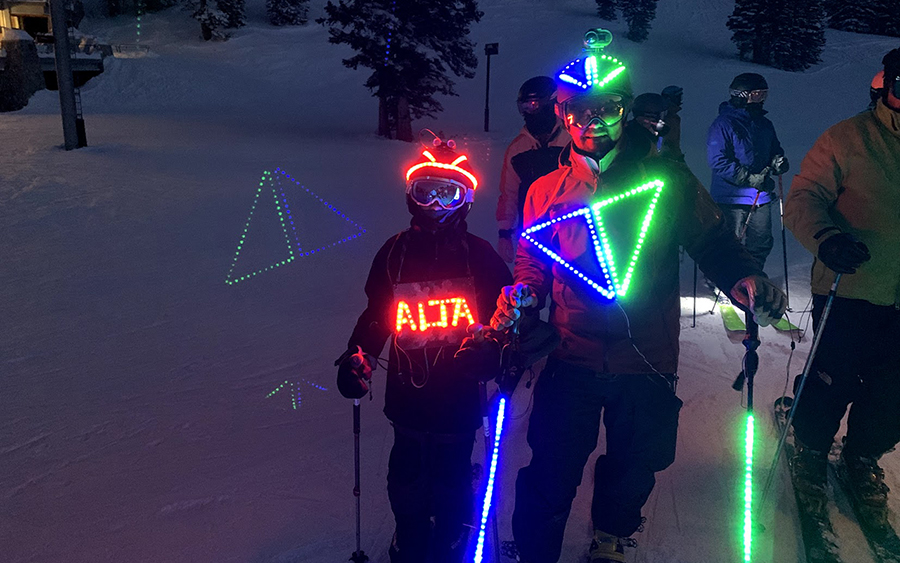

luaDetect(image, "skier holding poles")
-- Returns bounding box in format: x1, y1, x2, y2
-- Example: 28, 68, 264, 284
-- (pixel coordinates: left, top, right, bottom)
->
780, 49, 900, 557
490, 29, 786, 563
335, 134, 511, 563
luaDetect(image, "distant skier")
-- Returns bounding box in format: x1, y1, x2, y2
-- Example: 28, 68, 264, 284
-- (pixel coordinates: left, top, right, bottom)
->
630, 89, 684, 162
706, 73, 789, 271
336, 138, 511, 563
783, 48, 900, 535
496, 76, 571, 263
659, 85, 685, 161
490, 30, 786, 563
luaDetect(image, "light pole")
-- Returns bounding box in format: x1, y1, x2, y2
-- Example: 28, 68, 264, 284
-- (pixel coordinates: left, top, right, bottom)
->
484, 43, 498, 133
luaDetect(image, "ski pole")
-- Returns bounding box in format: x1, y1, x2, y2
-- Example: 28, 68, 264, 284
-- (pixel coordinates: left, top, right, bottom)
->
710, 190, 763, 313
350, 399, 368, 563
733, 316, 760, 563
759, 273, 843, 513
778, 175, 791, 311
692, 260, 698, 328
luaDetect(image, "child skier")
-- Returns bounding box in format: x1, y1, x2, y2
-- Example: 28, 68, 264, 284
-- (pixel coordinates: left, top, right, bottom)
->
336, 136, 512, 563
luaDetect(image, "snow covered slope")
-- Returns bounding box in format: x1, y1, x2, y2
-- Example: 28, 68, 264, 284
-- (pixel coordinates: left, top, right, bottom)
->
1, 1, 897, 562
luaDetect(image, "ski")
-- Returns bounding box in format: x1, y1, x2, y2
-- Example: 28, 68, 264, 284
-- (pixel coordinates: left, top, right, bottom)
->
833, 455, 900, 563
773, 397, 843, 563
773, 316, 804, 337
720, 302, 746, 332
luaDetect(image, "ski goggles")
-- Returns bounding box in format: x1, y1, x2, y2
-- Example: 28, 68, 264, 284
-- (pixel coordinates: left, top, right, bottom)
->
560, 96, 626, 129
407, 178, 472, 210
518, 94, 554, 115
730, 88, 768, 104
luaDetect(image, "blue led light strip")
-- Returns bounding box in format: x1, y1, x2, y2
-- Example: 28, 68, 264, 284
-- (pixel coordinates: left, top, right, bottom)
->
266, 379, 327, 410
473, 397, 506, 563
226, 169, 366, 285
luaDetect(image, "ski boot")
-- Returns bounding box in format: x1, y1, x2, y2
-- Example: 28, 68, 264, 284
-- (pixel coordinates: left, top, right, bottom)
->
839, 449, 891, 529
588, 530, 637, 563
789, 440, 829, 516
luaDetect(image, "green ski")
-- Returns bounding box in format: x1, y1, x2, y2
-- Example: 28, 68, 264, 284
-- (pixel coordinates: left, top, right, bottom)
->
720, 302, 746, 332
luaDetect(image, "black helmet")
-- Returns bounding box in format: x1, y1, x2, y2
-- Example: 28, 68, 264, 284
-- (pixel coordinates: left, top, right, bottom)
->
518, 76, 557, 103
632, 93, 668, 119
729, 72, 768, 92
660, 85, 683, 108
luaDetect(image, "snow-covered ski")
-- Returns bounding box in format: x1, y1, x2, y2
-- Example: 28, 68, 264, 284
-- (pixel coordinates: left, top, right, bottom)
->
833, 456, 900, 563
773, 397, 843, 563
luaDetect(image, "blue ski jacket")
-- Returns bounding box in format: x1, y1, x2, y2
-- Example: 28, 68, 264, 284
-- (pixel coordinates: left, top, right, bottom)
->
706, 101, 784, 206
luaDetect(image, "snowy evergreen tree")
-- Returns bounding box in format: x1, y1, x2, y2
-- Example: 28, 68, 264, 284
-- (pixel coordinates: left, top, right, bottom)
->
871, 0, 900, 37
217, 0, 246, 28
318, 0, 483, 141
826, 0, 877, 33
728, 0, 825, 71
190, 0, 229, 40
621, 0, 657, 42
595, 0, 617, 21
267, 0, 309, 25
769, 0, 826, 71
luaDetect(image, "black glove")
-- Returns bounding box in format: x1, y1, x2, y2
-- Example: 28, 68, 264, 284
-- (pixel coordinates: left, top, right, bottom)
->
454, 324, 502, 382
748, 169, 769, 189
771, 154, 789, 175
336, 347, 373, 399
818, 233, 871, 274
730, 275, 787, 327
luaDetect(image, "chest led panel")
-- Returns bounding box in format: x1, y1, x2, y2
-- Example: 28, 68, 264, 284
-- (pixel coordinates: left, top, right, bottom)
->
521, 179, 664, 300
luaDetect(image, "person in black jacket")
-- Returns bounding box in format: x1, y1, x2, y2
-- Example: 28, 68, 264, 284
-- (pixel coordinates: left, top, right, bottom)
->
337, 138, 512, 563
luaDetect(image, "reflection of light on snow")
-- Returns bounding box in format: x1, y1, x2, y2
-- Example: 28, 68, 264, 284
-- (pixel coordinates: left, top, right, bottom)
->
680, 296, 717, 315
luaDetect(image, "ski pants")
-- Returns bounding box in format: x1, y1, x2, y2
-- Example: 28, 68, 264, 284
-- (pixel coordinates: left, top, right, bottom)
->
387, 424, 476, 563
721, 202, 774, 271
512, 359, 682, 563
791, 295, 900, 458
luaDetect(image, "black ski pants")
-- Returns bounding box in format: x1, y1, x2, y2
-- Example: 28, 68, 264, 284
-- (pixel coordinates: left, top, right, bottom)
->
791, 295, 900, 458
721, 202, 775, 271
512, 359, 682, 563
387, 424, 476, 563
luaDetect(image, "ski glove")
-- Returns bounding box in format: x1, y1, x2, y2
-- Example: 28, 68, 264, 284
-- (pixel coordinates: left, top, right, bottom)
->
336, 346, 373, 399
748, 169, 770, 189
770, 154, 789, 175
454, 324, 502, 382
730, 275, 787, 327
490, 283, 539, 330
817, 233, 871, 274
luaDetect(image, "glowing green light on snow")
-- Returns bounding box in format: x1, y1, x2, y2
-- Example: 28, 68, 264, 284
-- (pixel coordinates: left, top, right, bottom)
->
743, 413, 755, 562
521, 179, 664, 300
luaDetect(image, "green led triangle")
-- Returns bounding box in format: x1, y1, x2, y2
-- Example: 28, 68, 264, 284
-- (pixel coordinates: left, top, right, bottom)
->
589, 179, 664, 297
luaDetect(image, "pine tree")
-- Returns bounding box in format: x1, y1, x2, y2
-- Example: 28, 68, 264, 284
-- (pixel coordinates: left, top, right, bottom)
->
218, 0, 246, 28
318, 0, 483, 141
190, 0, 229, 40
769, 0, 826, 71
871, 0, 900, 37
727, 0, 770, 64
267, 0, 309, 25
595, 0, 617, 21
826, 0, 877, 33
621, 0, 658, 42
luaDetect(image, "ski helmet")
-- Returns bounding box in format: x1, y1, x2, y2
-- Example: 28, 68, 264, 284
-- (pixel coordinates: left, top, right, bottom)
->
729, 73, 768, 104
518, 76, 557, 104
405, 137, 478, 212
882, 48, 900, 101
660, 85, 684, 108
632, 93, 668, 119
554, 28, 633, 106
870, 70, 885, 106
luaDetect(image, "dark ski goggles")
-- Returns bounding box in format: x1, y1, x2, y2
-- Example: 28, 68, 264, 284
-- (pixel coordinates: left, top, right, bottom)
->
518, 94, 554, 115
561, 96, 626, 129
407, 178, 471, 210
731, 88, 768, 104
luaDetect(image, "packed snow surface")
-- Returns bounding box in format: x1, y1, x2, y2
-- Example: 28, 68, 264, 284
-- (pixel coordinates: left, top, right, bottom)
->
2, 1, 898, 562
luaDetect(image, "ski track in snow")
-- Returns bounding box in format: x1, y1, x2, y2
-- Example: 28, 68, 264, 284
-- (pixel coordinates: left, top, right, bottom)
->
2, 0, 899, 562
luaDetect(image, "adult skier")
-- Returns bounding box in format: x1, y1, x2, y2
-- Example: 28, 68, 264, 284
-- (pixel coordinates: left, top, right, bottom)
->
630, 90, 684, 162
496, 76, 571, 263
490, 30, 787, 563
336, 138, 512, 563
706, 73, 789, 270
783, 48, 900, 539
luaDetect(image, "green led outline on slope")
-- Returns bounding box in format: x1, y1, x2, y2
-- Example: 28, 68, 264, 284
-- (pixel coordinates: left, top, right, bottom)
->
590, 179, 664, 297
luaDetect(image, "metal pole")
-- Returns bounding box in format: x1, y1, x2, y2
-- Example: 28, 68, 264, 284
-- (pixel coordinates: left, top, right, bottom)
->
760, 274, 843, 512
351, 399, 368, 563
778, 175, 791, 310
710, 190, 763, 313
692, 260, 698, 328
48, 0, 79, 150
483, 53, 491, 132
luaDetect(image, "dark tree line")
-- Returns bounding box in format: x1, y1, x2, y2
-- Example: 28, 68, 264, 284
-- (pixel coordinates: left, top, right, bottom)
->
826, 0, 900, 37
595, 0, 659, 43
728, 0, 826, 71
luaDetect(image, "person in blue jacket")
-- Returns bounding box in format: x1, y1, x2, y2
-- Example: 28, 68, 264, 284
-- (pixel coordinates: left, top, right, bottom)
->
706, 73, 788, 270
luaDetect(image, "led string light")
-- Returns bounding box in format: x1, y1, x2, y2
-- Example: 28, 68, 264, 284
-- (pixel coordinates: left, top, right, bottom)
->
395, 297, 475, 333
266, 379, 328, 410
744, 414, 755, 562
225, 169, 366, 285
405, 161, 479, 190
521, 179, 665, 300
558, 54, 625, 91
473, 397, 506, 563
